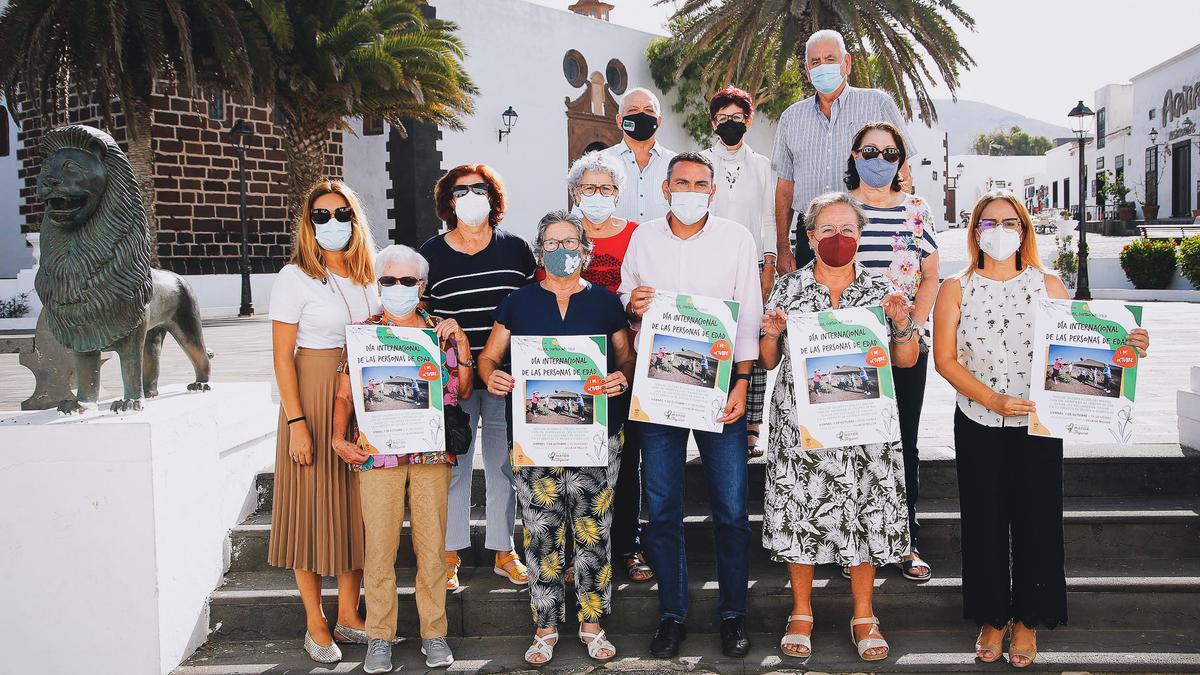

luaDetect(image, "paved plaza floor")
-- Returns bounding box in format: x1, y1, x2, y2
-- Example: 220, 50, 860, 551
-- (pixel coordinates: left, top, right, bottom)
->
1, 302, 1195, 448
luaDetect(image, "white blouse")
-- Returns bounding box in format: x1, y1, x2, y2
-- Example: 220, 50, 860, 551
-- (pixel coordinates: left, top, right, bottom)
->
702, 143, 776, 258
955, 268, 1047, 427
269, 264, 380, 349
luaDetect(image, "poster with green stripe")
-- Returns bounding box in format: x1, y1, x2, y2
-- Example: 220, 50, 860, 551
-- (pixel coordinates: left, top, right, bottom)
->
629, 291, 739, 432
1029, 299, 1142, 444
346, 324, 445, 456
510, 335, 608, 467
787, 306, 899, 450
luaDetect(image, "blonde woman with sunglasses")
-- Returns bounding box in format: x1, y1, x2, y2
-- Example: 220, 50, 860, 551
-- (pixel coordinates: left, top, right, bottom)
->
267, 181, 379, 664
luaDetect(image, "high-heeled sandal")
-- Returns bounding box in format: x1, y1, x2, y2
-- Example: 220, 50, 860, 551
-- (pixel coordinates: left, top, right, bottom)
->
1008, 625, 1038, 668
524, 631, 558, 665
975, 623, 1009, 663
445, 552, 462, 591
747, 425, 763, 459
578, 627, 616, 662
779, 614, 813, 659
849, 616, 889, 662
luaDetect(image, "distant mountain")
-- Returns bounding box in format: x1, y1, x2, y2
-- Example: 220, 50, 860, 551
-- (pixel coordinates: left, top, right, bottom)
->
913, 99, 1072, 155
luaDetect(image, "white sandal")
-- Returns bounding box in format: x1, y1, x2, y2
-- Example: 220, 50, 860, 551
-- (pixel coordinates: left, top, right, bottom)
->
524, 631, 558, 665
780, 614, 813, 658
850, 616, 890, 661
579, 627, 616, 662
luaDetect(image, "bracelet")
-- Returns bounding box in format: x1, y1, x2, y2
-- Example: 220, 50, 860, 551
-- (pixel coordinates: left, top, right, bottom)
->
287, 416, 306, 425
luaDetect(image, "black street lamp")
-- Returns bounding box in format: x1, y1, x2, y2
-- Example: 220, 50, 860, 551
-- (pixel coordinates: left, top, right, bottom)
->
1069, 100, 1095, 300
498, 106, 518, 142
230, 119, 255, 317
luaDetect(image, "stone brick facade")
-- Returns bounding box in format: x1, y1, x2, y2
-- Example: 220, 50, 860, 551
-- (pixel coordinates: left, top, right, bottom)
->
15, 85, 343, 275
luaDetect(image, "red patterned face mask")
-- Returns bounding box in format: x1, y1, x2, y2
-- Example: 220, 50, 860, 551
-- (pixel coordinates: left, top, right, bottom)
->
816, 233, 858, 268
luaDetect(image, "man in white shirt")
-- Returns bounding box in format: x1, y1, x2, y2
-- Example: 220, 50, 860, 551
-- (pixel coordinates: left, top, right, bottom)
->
619, 152, 760, 660
603, 87, 677, 223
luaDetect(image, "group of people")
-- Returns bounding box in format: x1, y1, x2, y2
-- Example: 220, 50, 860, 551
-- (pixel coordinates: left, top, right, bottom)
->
265, 28, 1152, 673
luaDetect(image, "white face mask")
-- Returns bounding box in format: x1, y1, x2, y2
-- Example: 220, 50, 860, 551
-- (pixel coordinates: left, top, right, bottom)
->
380, 283, 420, 317
578, 192, 616, 224
314, 221, 352, 251
454, 192, 490, 228
979, 227, 1022, 262
669, 191, 710, 226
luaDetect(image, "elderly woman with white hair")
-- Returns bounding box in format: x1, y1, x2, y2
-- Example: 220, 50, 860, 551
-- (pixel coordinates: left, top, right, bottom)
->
602, 87, 677, 222
758, 192, 918, 663
330, 244, 473, 673
478, 210, 636, 665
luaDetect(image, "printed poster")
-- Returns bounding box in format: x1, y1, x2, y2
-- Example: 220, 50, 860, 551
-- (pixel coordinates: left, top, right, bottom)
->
510, 335, 609, 467
629, 291, 739, 432
787, 306, 900, 450
1029, 299, 1142, 444
345, 324, 445, 456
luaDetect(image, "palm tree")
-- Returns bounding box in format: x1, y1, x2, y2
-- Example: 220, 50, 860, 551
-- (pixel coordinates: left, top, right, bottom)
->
656, 0, 976, 125
0, 0, 284, 245
267, 0, 477, 223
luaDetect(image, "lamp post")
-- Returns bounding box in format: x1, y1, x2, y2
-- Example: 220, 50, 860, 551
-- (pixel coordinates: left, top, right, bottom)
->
230, 119, 255, 316
498, 106, 518, 142
1069, 100, 1095, 300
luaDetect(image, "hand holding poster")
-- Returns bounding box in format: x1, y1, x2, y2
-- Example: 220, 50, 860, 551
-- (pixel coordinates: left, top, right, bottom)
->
1029, 299, 1142, 444
787, 306, 900, 450
629, 291, 739, 432
346, 324, 445, 456
510, 335, 609, 467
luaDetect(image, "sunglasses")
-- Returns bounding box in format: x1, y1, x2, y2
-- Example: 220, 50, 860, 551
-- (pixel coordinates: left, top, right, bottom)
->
378, 276, 420, 287
310, 206, 354, 225
450, 183, 489, 198
856, 145, 902, 163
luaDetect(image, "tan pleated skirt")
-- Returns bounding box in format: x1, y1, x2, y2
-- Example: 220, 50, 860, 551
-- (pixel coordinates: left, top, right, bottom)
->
267, 347, 366, 575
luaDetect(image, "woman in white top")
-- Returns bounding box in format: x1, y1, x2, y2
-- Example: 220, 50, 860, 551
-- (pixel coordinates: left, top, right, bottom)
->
933, 191, 1149, 668
701, 86, 776, 458
268, 181, 380, 664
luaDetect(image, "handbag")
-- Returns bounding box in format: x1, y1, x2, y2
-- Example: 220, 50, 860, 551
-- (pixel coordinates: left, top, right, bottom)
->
443, 403, 472, 456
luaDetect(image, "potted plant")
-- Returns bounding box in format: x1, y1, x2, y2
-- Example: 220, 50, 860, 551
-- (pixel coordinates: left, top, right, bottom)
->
1052, 235, 1078, 288
1112, 173, 1135, 222
1136, 179, 1160, 222
1120, 238, 1177, 289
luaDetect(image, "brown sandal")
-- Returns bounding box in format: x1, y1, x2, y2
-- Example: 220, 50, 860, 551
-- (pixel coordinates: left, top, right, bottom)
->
624, 551, 654, 582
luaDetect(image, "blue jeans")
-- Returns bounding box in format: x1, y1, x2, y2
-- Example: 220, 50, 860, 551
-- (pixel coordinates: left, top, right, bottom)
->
638, 418, 750, 621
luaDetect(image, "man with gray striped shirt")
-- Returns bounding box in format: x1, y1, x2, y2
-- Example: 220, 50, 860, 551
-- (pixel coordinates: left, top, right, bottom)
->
771, 29, 918, 273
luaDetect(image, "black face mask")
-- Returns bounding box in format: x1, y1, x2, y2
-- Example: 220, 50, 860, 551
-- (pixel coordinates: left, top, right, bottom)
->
621, 112, 658, 142
715, 120, 748, 146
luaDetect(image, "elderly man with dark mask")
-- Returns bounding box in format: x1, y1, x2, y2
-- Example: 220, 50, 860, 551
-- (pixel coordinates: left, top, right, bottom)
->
602, 87, 677, 223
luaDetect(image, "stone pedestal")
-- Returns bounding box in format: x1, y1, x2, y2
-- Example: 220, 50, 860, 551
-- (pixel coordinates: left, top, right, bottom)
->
1178, 366, 1200, 451
0, 383, 276, 675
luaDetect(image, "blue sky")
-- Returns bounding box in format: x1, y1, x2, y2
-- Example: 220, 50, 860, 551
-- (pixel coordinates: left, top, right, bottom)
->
805, 351, 870, 375
1048, 344, 1116, 366
526, 378, 587, 396
362, 365, 420, 382
650, 333, 713, 357
525, 0, 1199, 125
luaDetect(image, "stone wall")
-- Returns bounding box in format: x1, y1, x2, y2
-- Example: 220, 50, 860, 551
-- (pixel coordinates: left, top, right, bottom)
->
14, 86, 343, 275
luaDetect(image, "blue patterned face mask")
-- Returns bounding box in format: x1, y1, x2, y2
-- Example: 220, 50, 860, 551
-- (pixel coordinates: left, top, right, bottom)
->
543, 247, 584, 278
854, 156, 899, 189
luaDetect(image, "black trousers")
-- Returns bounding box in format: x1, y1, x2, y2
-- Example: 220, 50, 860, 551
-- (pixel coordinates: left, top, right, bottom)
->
954, 408, 1067, 630
611, 415, 643, 557
893, 348, 928, 552
792, 213, 815, 268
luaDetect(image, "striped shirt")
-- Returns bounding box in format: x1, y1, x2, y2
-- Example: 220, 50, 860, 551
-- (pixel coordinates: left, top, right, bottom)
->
602, 139, 677, 223
418, 228, 536, 368
854, 193, 938, 337
771, 87, 918, 215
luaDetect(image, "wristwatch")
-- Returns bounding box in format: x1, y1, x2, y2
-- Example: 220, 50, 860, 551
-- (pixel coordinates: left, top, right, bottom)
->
459, 356, 476, 367
732, 373, 752, 384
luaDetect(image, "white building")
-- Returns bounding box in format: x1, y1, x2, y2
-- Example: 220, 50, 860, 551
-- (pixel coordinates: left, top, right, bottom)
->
1130, 43, 1200, 220
949, 154, 1047, 219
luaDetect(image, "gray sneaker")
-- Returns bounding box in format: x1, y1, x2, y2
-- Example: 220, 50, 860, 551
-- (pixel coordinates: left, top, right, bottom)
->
422, 636, 454, 668
363, 638, 393, 674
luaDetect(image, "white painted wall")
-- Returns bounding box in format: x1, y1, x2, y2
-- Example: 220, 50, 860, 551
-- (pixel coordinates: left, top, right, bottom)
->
909, 124, 949, 228
950, 154, 1048, 216
0, 93, 32, 279
0, 382, 276, 675
1131, 43, 1200, 219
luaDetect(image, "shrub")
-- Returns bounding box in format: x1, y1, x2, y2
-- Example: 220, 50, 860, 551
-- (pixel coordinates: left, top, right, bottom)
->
0, 292, 31, 318
1180, 235, 1200, 289
1120, 239, 1177, 289
1052, 235, 1077, 287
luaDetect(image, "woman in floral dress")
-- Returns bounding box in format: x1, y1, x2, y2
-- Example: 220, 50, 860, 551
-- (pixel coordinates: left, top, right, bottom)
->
846, 121, 939, 582
759, 192, 920, 662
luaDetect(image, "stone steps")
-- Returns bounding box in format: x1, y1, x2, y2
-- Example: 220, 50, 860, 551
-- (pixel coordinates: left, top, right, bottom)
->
253, 443, 1200, 513
228, 495, 1200, 571
175, 630, 1200, 674
203, 559, 1200, 642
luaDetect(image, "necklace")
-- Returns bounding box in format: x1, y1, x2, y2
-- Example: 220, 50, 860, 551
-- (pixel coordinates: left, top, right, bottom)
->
327, 271, 371, 324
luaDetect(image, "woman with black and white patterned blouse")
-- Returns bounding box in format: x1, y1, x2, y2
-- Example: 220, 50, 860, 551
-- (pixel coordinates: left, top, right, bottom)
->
933, 190, 1149, 668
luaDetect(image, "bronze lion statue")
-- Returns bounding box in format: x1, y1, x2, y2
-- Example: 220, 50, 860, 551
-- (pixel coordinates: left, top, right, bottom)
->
34, 124, 211, 413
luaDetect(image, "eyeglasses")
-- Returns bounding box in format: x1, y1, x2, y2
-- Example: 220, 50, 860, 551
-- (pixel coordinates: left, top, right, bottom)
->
578, 184, 618, 197
378, 275, 420, 287
856, 145, 902, 163
310, 207, 354, 225
541, 238, 582, 252
978, 218, 1024, 232
713, 113, 747, 124
814, 224, 859, 237
450, 182, 489, 198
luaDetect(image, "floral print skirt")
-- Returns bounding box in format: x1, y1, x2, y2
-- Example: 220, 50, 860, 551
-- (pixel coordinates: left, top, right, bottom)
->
762, 441, 910, 567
